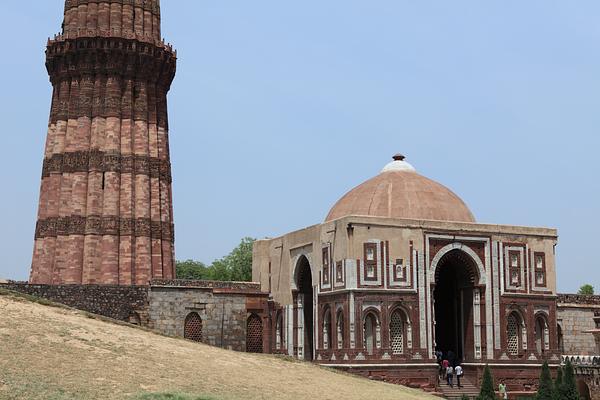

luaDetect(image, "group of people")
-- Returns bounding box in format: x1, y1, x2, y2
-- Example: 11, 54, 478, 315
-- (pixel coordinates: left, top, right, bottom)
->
435, 350, 463, 388
435, 350, 509, 399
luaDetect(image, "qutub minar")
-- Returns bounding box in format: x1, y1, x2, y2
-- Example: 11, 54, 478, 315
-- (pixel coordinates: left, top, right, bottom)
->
30, 0, 176, 285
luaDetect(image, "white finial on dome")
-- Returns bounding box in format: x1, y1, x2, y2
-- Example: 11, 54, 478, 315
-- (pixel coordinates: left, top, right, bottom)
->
381, 153, 416, 173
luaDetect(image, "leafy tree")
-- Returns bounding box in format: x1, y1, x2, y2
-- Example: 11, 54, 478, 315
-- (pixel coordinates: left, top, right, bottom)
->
561, 359, 580, 400
554, 367, 563, 400
175, 238, 256, 282
176, 260, 209, 280
218, 237, 254, 282
536, 361, 554, 400
206, 259, 232, 281
578, 284, 594, 295
478, 365, 496, 400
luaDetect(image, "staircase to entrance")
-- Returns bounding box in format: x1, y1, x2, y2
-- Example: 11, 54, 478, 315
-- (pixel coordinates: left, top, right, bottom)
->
438, 375, 479, 399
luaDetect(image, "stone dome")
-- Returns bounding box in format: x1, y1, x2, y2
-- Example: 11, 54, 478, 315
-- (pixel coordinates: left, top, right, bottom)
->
325, 154, 475, 223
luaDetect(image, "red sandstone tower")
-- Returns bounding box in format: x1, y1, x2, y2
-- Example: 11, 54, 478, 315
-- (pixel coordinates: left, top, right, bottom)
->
30, 0, 176, 285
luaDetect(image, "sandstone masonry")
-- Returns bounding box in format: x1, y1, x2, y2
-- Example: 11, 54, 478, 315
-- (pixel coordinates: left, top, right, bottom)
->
30, 0, 177, 285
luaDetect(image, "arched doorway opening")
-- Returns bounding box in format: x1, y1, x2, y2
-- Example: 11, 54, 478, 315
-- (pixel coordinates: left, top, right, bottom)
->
296, 256, 314, 361
434, 249, 479, 361
577, 379, 591, 400
363, 311, 379, 355
336, 309, 344, 349
535, 314, 549, 354
275, 311, 284, 350
322, 307, 332, 350
557, 323, 564, 353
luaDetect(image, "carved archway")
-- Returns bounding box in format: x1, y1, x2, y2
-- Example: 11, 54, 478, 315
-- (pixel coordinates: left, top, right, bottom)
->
295, 255, 314, 361
363, 310, 381, 356
432, 247, 482, 361
431, 242, 486, 285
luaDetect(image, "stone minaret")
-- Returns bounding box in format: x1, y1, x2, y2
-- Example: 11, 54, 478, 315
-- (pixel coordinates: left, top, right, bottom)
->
30, 0, 176, 285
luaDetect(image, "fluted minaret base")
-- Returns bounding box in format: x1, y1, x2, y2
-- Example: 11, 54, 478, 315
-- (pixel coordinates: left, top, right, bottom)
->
30, 0, 177, 285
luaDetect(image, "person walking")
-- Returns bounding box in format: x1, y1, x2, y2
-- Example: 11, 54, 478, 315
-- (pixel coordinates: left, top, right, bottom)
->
455, 364, 463, 388
441, 358, 449, 382
499, 382, 507, 399
446, 364, 454, 387
435, 351, 443, 382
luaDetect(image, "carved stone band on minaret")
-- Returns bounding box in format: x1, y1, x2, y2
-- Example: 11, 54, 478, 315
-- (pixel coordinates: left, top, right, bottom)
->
41, 151, 172, 182
45, 37, 176, 125
35, 216, 174, 242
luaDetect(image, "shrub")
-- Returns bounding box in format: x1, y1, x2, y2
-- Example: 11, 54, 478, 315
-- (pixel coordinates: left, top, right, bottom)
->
535, 361, 553, 400
477, 365, 496, 400
561, 360, 580, 400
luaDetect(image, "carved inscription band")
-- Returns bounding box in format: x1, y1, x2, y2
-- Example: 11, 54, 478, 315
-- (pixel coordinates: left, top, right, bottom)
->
65, 0, 161, 13
35, 216, 174, 242
41, 151, 172, 182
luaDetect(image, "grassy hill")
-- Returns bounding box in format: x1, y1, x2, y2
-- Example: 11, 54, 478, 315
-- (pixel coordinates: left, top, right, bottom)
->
0, 289, 437, 400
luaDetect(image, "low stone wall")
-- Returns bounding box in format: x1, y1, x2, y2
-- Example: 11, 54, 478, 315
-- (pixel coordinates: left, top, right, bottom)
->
150, 279, 261, 291
557, 293, 600, 355
147, 280, 269, 351
0, 281, 148, 322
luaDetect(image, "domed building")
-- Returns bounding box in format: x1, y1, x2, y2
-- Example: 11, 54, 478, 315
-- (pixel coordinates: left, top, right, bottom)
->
253, 155, 560, 392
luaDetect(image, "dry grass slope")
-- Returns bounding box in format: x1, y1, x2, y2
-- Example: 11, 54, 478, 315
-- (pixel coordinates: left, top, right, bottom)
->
0, 290, 437, 400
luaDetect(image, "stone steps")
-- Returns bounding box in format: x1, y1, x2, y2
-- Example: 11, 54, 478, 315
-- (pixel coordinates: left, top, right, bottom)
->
438, 377, 479, 399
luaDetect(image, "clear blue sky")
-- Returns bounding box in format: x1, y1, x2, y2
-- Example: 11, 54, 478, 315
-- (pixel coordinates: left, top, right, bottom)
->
1, 1, 598, 293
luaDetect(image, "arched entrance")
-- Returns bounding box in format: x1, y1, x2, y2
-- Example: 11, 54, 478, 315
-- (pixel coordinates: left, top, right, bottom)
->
296, 256, 314, 361
577, 379, 591, 400
433, 249, 479, 361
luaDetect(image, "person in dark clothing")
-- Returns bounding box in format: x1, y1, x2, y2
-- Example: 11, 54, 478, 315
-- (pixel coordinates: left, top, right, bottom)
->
435, 351, 444, 381
447, 350, 456, 367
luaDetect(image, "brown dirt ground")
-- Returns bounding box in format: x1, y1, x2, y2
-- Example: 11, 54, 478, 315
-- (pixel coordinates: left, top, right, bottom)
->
0, 291, 437, 400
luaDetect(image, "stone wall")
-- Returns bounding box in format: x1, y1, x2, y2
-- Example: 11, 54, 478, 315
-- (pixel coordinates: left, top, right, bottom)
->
150, 279, 261, 291
147, 279, 269, 352
557, 294, 600, 355
0, 281, 148, 322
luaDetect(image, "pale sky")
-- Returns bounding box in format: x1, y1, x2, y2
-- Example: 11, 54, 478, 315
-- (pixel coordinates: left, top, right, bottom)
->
1, 1, 598, 293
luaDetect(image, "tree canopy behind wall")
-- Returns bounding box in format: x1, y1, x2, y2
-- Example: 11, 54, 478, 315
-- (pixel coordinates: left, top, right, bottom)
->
578, 284, 594, 295
175, 237, 255, 282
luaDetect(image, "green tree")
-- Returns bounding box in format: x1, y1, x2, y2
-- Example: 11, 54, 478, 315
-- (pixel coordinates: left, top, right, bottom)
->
206, 259, 232, 281
478, 365, 496, 400
220, 237, 255, 282
578, 284, 594, 295
561, 359, 580, 400
176, 238, 256, 282
554, 367, 563, 400
536, 361, 554, 400
175, 260, 208, 280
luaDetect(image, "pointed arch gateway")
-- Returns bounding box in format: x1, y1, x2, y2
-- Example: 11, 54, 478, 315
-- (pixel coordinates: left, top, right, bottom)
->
432, 247, 483, 361
294, 255, 314, 361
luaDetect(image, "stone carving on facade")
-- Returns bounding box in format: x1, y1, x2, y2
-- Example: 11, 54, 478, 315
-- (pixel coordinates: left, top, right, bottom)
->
35, 216, 173, 243
41, 151, 172, 182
